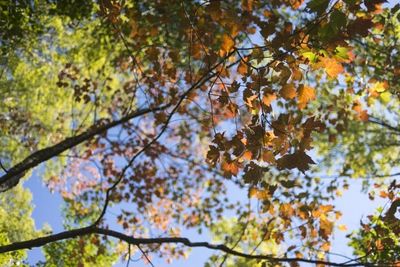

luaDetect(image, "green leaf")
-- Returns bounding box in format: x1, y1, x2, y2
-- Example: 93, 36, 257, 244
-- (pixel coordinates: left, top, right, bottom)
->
307, 0, 330, 15
335, 46, 349, 60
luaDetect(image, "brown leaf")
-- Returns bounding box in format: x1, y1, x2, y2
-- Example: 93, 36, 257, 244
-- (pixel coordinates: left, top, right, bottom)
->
206, 145, 220, 165
280, 83, 297, 99
277, 151, 315, 173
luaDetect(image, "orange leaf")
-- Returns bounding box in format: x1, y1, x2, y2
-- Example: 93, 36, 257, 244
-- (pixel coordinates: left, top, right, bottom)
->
320, 57, 343, 78
352, 101, 369, 122
241, 150, 253, 161
221, 161, 239, 176
262, 93, 276, 106
261, 149, 275, 163
321, 242, 331, 251
297, 85, 315, 109
221, 34, 234, 53
280, 84, 297, 99
237, 60, 247, 75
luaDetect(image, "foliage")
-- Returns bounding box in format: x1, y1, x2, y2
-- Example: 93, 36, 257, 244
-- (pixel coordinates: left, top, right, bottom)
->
0, 185, 39, 266
206, 217, 280, 267
0, 0, 399, 266
349, 180, 400, 264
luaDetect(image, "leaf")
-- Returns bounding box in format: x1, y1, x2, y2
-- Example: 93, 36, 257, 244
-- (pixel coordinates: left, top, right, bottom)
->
297, 85, 316, 109
221, 34, 234, 53
237, 60, 247, 75
262, 93, 276, 107
352, 101, 369, 122
370, 81, 388, 93
243, 162, 266, 183
207, 145, 220, 165
280, 83, 297, 99
289, 0, 304, 9
338, 224, 348, 231
277, 151, 315, 173
261, 149, 276, 163
335, 46, 350, 60
320, 57, 344, 78
380, 91, 391, 103
302, 51, 318, 63
329, 10, 347, 33
221, 160, 239, 177
307, 0, 330, 15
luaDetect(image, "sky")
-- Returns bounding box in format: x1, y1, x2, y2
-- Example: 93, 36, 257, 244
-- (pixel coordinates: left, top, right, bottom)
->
25, 169, 388, 267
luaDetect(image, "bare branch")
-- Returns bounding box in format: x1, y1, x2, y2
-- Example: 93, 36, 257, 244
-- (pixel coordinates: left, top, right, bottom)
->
0, 226, 376, 267
0, 104, 171, 192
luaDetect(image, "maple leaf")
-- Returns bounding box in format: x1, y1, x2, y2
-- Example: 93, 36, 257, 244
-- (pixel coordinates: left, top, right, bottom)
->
221, 160, 239, 177
297, 85, 316, 109
319, 57, 344, 78
206, 145, 220, 165
221, 34, 234, 53
237, 60, 247, 75
277, 151, 315, 173
370, 81, 388, 93
262, 93, 276, 107
280, 83, 297, 99
352, 101, 369, 122
243, 162, 266, 183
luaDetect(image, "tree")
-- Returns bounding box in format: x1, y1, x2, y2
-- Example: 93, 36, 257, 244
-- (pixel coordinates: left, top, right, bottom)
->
0, 0, 399, 266
0, 185, 40, 266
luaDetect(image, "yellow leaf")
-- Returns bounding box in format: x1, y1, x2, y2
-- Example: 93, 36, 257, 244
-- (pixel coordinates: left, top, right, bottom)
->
338, 224, 348, 231
371, 81, 388, 93
380, 91, 391, 103
297, 85, 316, 109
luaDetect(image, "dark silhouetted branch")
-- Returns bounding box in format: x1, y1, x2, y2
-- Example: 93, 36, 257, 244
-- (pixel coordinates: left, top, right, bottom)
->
0, 104, 171, 192
0, 226, 375, 267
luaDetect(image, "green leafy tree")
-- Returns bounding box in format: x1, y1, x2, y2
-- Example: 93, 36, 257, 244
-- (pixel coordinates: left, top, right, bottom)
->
0, 185, 39, 266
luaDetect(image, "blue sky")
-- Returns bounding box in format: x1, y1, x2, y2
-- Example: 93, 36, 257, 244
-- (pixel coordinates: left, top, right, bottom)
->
25, 169, 387, 266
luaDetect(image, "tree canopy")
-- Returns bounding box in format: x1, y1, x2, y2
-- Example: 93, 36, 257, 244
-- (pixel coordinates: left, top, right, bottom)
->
1, 0, 400, 266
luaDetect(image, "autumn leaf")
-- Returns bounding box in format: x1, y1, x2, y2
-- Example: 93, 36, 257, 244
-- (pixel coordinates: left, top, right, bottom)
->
338, 224, 348, 231
221, 34, 234, 53
280, 83, 297, 99
370, 81, 388, 93
262, 93, 276, 107
319, 57, 344, 78
207, 145, 220, 165
277, 151, 315, 173
237, 60, 247, 75
352, 101, 369, 122
297, 85, 316, 109
221, 160, 239, 177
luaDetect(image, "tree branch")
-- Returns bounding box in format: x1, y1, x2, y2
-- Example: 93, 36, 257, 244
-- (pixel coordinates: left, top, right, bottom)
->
0, 104, 171, 192
0, 226, 375, 267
